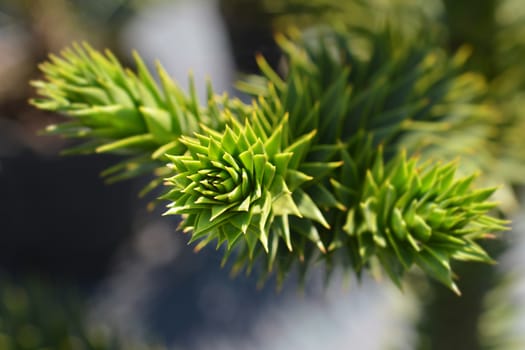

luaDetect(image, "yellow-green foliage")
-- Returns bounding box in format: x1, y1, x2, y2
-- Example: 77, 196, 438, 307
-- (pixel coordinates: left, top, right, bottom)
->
31, 24, 508, 293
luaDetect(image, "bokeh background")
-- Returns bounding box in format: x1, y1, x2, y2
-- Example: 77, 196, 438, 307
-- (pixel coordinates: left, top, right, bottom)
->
1, 1, 525, 349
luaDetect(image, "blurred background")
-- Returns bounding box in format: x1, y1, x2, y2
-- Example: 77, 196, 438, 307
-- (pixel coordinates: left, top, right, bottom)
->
1, 0, 525, 349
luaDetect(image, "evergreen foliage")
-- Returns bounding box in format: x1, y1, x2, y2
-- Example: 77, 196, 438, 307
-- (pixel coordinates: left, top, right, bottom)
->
31, 43, 243, 193
31, 24, 508, 292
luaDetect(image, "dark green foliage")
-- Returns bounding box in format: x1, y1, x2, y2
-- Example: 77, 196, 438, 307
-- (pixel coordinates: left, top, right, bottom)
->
241, 28, 499, 170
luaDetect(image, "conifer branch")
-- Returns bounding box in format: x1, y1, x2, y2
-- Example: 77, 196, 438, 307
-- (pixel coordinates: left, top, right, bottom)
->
31, 43, 248, 192
30, 28, 508, 293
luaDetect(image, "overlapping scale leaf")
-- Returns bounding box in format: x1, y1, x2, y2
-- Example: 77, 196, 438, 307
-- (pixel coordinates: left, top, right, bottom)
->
239, 27, 499, 165
30, 43, 246, 193
29, 27, 509, 292
163, 114, 329, 275
330, 139, 508, 293
232, 28, 506, 290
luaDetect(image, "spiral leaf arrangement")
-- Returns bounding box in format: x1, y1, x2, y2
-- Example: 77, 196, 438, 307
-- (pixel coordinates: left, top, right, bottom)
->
164, 115, 323, 248
31, 43, 245, 193
240, 28, 498, 163
335, 143, 504, 294
31, 24, 508, 292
